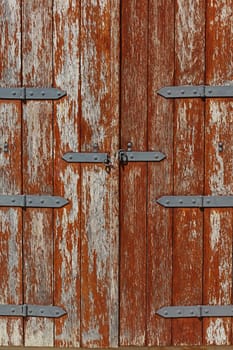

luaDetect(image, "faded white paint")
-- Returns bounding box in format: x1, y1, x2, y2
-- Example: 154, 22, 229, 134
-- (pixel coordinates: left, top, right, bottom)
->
81, 0, 111, 149
0, 104, 21, 193
53, 0, 82, 345
25, 318, 53, 347
80, 0, 119, 347
210, 211, 221, 251
209, 211, 232, 305
176, 0, 204, 82
0, 319, 22, 346
55, 100, 79, 151
0, 209, 22, 345
208, 101, 233, 194
22, 2, 52, 86
0, 1, 22, 346
24, 211, 53, 346
23, 103, 52, 189
0, 0, 21, 85
206, 318, 230, 345
175, 102, 203, 183
82, 169, 108, 279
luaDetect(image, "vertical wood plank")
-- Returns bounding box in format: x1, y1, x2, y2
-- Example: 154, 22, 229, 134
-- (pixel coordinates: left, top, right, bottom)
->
53, 0, 81, 347
172, 0, 205, 345
147, 0, 174, 345
0, 0, 23, 345
204, 0, 233, 345
120, 0, 148, 345
80, 1, 120, 347
22, 1, 54, 346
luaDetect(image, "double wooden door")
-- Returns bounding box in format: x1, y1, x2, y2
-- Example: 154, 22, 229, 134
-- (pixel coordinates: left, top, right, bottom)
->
1, 0, 233, 347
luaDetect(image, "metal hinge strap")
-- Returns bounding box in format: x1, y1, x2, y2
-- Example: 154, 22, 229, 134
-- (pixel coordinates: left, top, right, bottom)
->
0, 195, 68, 208
156, 305, 233, 318
157, 195, 233, 208
0, 304, 66, 318
0, 87, 66, 100
157, 85, 233, 99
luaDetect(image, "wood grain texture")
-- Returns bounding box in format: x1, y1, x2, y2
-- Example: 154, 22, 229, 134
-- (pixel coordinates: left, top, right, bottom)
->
80, 1, 119, 347
53, 0, 81, 347
172, 0, 205, 345
0, 0, 23, 346
204, 1, 233, 344
147, 0, 174, 345
22, 0, 54, 346
120, 0, 148, 345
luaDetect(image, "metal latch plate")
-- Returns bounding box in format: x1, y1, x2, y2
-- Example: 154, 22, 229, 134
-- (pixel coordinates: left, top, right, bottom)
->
0, 87, 66, 100
0, 195, 68, 208
157, 305, 233, 318
0, 304, 66, 318
157, 195, 233, 208
120, 151, 166, 162
62, 152, 109, 163
157, 85, 233, 98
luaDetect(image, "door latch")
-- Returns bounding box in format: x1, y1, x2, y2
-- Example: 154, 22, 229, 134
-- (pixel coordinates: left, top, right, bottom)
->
118, 142, 166, 165
62, 143, 113, 173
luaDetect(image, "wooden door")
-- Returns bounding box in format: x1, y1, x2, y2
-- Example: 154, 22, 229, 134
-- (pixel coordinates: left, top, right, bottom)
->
1, 0, 233, 348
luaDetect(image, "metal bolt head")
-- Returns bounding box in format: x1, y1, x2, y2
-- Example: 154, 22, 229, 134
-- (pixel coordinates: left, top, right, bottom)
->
127, 142, 133, 151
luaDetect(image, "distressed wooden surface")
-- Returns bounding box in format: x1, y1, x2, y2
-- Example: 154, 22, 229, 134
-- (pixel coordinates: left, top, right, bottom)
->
204, 0, 233, 345
22, 0, 54, 346
120, 0, 148, 346
147, 0, 174, 345
0, 0, 23, 346
53, 0, 81, 347
80, 1, 119, 347
2, 0, 233, 347
172, 0, 205, 345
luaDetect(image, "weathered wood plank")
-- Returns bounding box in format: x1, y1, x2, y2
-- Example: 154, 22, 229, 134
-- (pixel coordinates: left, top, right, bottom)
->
172, 0, 205, 345
147, 0, 174, 345
0, 0, 22, 346
120, 0, 148, 346
204, 2, 233, 344
22, 0, 54, 346
80, 1, 119, 347
53, 0, 81, 347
